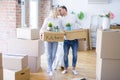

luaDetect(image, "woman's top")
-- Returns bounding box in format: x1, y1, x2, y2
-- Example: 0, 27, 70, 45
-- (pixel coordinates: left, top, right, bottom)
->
40, 16, 63, 33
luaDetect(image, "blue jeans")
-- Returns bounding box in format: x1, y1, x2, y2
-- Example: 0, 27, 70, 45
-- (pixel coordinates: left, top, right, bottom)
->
45, 42, 58, 72
63, 39, 78, 68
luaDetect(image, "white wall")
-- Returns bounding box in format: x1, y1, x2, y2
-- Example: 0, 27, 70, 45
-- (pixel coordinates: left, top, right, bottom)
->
54, 0, 120, 28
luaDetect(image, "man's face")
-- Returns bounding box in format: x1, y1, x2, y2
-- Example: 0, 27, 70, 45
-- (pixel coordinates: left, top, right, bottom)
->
58, 8, 66, 16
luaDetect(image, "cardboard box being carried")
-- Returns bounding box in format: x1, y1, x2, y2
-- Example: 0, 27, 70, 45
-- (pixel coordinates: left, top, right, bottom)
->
0, 68, 3, 80
65, 29, 88, 40
3, 67, 30, 80
96, 58, 120, 80
16, 28, 39, 40
96, 29, 120, 59
42, 31, 65, 42
0, 53, 2, 68
3, 54, 28, 71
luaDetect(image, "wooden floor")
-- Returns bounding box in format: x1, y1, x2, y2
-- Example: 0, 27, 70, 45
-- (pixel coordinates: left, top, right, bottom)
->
30, 50, 96, 80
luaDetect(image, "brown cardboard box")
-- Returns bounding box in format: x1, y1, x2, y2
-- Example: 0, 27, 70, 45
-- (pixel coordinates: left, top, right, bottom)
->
3, 67, 30, 80
96, 58, 120, 80
0, 53, 2, 68
42, 31, 65, 42
16, 28, 39, 40
65, 29, 88, 40
110, 25, 120, 29
28, 56, 40, 73
96, 29, 120, 59
3, 54, 28, 71
78, 39, 88, 51
7, 39, 44, 57
0, 68, 3, 80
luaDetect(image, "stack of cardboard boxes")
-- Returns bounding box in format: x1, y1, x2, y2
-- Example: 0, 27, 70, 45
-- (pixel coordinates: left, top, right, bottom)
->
0, 53, 3, 80
3, 54, 30, 80
96, 29, 120, 80
6, 28, 44, 72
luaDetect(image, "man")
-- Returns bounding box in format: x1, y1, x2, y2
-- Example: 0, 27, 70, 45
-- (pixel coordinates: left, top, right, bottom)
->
59, 6, 81, 75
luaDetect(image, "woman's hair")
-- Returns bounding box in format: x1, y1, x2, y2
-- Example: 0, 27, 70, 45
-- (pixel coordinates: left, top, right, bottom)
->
49, 8, 58, 18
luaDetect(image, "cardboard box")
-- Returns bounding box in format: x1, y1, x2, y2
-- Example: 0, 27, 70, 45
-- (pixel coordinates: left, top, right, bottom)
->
7, 39, 44, 57
110, 25, 120, 29
96, 58, 120, 80
3, 54, 28, 71
3, 67, 30, 80
0, 68, 3, 80
96, 29, 120, 59
42, 31, 65, 42
0, 53, 2, 68
65, 29, 88, 40
78, 39, 88, 51
28, 56, 40, 73
16, 28, 39, 40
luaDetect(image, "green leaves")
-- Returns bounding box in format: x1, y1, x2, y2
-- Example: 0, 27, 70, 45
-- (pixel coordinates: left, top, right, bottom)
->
77, 11, 84, 20
48, 22, 53, 27
66, 23, 71, 27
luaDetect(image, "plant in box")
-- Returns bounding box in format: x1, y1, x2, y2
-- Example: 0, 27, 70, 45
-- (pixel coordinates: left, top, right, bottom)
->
47, 22, 53, 31
54, 26, 59, 32
65, 23, 71, 31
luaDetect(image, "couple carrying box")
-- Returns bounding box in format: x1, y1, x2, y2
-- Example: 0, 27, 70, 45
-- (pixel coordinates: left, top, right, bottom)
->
40, 6, 82, 76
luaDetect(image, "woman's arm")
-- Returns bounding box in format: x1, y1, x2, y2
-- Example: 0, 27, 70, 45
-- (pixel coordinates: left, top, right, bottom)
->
39, 18, 48, 40
40, 18, 48, 33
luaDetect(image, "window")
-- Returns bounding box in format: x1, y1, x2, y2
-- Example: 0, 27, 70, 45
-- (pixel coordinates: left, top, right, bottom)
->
88, 0, 109, 4
29, 0, 38, 28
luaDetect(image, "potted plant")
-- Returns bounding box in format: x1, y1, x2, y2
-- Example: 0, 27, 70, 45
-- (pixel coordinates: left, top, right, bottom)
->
65, 23, 71, 31
47, 22, 53, 31
99, 11, 114, 29
54, 26, 59, 32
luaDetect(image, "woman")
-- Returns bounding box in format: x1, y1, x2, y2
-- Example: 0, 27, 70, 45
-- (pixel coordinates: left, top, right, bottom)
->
40, 8, 63, 76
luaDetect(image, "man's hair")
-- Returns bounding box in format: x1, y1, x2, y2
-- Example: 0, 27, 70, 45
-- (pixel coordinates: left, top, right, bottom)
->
60, 6, 67, 12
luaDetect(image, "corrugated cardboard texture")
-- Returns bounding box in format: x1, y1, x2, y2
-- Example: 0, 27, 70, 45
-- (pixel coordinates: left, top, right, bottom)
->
0, 53, 2, 68
7, 39, 42, 57
17, 28, 39, 40
3, 67, 30, 80
3, 54, 28, 71
0, 68, 3, 80
96, 58, 120, 80
65, 29, 88, 40
28, 56, 40, 73
43, 31, 65, 42
96, 30, 120, 59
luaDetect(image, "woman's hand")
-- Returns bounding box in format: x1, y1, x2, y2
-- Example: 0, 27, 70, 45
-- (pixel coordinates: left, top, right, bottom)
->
39, 32, 43, 40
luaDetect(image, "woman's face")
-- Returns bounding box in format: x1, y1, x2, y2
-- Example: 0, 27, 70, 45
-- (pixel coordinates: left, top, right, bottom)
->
57, 8, 61, 16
